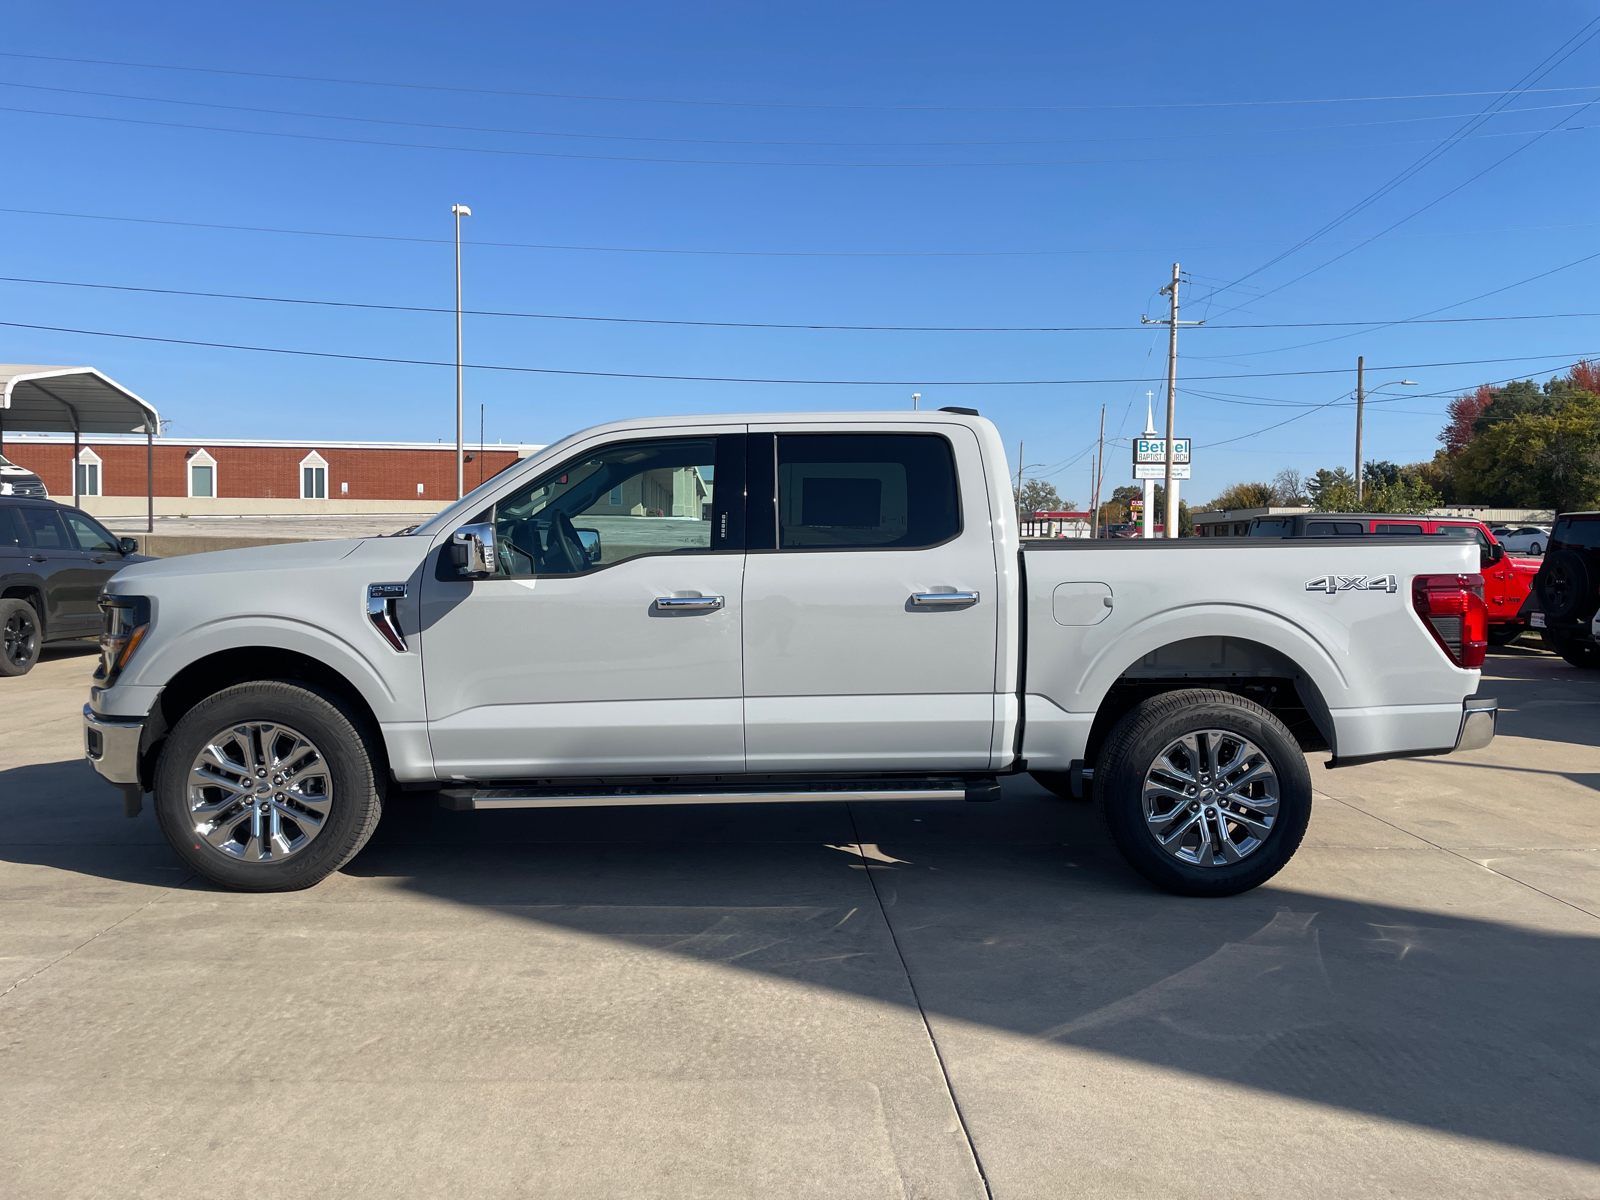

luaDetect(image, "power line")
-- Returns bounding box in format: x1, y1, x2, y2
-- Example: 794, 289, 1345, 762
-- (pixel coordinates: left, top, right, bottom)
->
7, 79, 1595, 149
1193, 15, 1600, 308
3, 272, 1596, 333
7, 49, 1599, 112
3, 101, 1583, 169
4, 203, 1595, 260
0, 316, 1590, 386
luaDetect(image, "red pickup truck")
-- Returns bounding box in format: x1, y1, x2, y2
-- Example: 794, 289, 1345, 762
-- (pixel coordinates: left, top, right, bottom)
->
1246, 512, 1538, 645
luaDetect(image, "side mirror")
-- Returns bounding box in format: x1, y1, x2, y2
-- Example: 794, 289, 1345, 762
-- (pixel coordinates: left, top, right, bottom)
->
1486, 541, 1504, 565
117, 537, 140, 556
451, 523, 497, 576
574, 527, 602, 565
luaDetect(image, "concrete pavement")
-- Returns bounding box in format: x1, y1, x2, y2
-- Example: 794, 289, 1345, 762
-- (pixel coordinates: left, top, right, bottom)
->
2, 641, 1597, 1198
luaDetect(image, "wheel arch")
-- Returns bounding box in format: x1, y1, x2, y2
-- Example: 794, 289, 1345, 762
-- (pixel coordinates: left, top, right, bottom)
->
139, 646, 388, 792
1, 582, 47, 639
1080, 635, 1337, 774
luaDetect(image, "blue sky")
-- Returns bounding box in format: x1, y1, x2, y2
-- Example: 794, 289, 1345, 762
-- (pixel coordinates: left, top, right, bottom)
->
3, 1, 1597, 504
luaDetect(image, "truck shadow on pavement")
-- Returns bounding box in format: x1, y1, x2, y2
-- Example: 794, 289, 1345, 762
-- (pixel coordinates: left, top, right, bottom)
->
8, 756, 1594, 1168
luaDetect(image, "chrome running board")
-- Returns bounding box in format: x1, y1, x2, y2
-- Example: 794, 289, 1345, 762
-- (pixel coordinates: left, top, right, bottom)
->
438, 777, 995, 811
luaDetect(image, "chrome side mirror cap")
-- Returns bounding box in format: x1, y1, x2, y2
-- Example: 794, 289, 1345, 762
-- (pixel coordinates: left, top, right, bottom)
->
451, 523, 497, 576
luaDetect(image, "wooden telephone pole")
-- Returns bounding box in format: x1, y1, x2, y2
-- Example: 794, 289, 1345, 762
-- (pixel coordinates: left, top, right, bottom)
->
1142, 263, 1203, 537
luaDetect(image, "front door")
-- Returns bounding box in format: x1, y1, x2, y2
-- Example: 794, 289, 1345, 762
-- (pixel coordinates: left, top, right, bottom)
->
420, 430, 746, 779
740, 426, 1000, 773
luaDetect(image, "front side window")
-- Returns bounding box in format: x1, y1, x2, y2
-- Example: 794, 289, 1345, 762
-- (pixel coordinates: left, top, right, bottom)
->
773, 433, 960, 550
488, 437, 719, 576
63, 511, 118, 553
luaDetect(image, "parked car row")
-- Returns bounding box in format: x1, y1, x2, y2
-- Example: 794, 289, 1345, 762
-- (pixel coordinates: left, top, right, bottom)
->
1, 496, 146, 675
1490, 525, 1551, 555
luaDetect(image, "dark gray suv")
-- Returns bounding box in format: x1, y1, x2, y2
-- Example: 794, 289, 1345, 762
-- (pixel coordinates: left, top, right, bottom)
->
0, 498, 145, 676
1527, 512, 1600, 668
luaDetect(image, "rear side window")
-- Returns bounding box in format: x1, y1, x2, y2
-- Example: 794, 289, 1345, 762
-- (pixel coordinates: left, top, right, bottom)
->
1375, 523, 1424, 535
0, 507, 23, 548
1552, 517, 1600, 550
15, 506, 68, 549
1251, 518, 1293, 536
1306, 521, 1365, 536
775, 433, 960, 550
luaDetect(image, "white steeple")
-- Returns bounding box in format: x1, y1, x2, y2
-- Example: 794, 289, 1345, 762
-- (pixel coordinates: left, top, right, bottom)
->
1142, 390, 1158, 437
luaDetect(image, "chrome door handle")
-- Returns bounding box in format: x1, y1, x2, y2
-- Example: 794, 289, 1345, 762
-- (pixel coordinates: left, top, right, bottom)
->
911, 591, 980, 606
655, 595, 724, 611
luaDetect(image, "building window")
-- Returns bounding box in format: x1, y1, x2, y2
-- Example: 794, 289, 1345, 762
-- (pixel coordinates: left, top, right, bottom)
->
609, 486, 623, 506
75, 447, 102, 497
187, 448, 217, 498
299, 451, 328, 499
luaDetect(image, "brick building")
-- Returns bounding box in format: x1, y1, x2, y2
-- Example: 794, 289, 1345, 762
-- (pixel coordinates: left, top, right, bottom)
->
0, 433, 544, 516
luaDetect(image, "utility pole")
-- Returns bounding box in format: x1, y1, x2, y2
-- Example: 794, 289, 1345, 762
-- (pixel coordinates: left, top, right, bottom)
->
451, 202, 472, 500
1143, 263, 1203, 537
1354, 355, 1365, 504
1015, 439, 1025, 532
1091, 404, 1106, 537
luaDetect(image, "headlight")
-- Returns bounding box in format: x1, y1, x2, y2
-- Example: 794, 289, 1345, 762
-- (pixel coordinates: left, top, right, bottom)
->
96, 594, 152, 685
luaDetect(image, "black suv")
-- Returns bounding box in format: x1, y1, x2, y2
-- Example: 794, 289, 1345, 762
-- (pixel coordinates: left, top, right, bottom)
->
1, 497, 146, 676
1527, 512, 1600, 668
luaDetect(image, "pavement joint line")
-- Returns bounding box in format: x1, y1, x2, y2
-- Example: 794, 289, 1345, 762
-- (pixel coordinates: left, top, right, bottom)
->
0, 873, 196, 1002
1314, 786, 1600, 923
845, 802, 994, 1200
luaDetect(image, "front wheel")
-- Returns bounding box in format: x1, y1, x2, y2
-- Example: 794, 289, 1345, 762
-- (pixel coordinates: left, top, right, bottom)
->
1094, 689, 1312, 897
153, 681, 384, 891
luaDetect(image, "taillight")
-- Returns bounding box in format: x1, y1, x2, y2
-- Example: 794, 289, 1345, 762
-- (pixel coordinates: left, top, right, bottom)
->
1412, 574, 1487, 669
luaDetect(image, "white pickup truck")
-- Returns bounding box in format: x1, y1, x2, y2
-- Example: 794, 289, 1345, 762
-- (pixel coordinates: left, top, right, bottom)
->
83, 409, 1496, 896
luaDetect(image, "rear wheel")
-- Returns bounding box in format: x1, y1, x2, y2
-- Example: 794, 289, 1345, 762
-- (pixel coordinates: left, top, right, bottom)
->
1094, 688, 1312, 897
1545, 633, 1600, 670
153, 681, 384, 891
0, 599, 41, 677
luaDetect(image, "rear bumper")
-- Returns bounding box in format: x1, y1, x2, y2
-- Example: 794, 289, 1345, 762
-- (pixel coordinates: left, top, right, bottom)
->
1455, 695, 1497, 753
83, 703, 144, 787
1326, 695, 1495, 768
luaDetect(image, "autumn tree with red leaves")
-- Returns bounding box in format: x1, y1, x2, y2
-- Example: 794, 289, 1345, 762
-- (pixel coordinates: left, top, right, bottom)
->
1439, 384, 1495, 455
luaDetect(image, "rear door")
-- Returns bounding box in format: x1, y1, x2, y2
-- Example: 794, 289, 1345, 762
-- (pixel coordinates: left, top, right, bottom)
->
740, 424, 999, 772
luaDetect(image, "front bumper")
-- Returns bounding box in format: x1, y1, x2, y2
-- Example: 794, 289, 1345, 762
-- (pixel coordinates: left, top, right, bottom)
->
83, 703, 145, 787
1455, 696, 1497, 753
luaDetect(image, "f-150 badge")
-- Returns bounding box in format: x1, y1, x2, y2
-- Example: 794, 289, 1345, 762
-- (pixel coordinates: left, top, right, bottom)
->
1305, 574, 1398, 594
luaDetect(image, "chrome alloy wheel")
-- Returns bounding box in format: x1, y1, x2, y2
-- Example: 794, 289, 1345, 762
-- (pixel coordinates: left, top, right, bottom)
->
1142, 729, 1279, 867
4, 607, 37, 667
186, 722, 333, 863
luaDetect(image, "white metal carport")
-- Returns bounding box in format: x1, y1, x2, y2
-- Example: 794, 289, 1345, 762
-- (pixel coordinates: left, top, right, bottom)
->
0, 366, 162, 530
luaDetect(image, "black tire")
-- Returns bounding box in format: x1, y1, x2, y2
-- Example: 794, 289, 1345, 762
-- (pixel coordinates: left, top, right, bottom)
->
1487, 624, 1523, 648
1537, 549, 1597, 622
153, 681, 384, 892
1029, 770, 1085, 801
1529, 542, 1542, 556
1093, 688, 1312, 897
0, 598, 42, 677
1546, 633, 1600, 670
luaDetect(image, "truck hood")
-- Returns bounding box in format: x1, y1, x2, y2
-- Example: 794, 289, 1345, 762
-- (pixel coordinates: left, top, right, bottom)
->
110, 535, 377, 584
1509, 557, 1540, 576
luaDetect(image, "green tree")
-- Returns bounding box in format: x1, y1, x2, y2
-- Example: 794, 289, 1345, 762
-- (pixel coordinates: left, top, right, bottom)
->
1014, 478, 1069, 515
1207, 481, 1275, 510
1452, 390, 1600, 510
1307, 467, 1358, 511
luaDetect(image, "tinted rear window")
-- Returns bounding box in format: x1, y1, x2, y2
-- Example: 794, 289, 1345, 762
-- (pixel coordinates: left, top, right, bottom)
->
775, 433, 960, 550
1306, 521, 1365, 536
1552, 516, 1600, 550
1251, 518, 1293, 536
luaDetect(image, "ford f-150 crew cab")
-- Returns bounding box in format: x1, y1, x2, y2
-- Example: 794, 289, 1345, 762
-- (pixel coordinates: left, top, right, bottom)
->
81, 410, 1497, 897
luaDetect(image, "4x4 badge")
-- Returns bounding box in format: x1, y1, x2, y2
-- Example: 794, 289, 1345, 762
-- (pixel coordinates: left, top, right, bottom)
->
1305, 574, 1398, 595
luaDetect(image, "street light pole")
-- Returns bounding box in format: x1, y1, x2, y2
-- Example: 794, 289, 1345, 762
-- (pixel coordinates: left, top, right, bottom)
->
1354, 359, 1418, 503
451, 203, 472, 500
